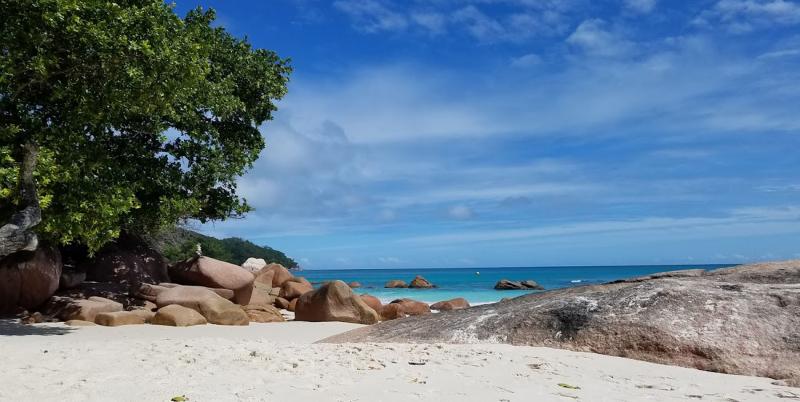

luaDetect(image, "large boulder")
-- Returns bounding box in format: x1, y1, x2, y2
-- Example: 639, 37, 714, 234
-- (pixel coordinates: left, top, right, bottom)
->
295, 280, 380, 324
409, 275, 435, 288
168, 256, 254, 305
151, 304, 207, 327
0, 244, 62, 312
243, 304, 285, 323
359, 294, 382, 313
94, 311, 148, 326
323, 260, 800, 387
241, 258, 267, 273
431, 298, 470, 311
380, 299, 431, 320
155, 285, 248, 326
384, 280, 408, 288
255, 263, 293, 288
279, 277, 313, 300
59, 296, 123, 322
80, 233, 169, 289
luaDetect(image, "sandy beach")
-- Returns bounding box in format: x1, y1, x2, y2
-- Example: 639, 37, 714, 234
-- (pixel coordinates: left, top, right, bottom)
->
1, 320, 795, 402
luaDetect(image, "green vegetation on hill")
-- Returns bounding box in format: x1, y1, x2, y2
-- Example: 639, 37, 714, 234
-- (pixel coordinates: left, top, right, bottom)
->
153, 228, 297, 269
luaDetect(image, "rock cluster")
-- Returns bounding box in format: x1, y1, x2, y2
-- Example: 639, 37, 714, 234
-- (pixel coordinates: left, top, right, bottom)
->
384, 275, 437, 289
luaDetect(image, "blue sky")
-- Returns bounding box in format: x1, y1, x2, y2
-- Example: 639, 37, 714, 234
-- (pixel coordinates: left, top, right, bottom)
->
173, 0, 800, 269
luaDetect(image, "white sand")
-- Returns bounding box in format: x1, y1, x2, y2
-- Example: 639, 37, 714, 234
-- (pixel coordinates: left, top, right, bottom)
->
0, 320, 795, 401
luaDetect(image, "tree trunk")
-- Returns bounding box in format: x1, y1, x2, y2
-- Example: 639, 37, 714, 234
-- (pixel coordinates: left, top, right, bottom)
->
0, 142, 41, 258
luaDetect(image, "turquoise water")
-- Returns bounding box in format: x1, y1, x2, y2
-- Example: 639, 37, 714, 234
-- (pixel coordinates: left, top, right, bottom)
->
300, 264, 733, 304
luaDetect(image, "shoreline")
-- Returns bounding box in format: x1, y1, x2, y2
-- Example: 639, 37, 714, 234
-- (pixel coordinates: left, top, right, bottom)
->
1, 320, 794, 401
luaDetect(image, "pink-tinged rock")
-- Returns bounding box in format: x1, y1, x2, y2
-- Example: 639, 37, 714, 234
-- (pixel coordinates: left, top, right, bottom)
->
279, 277, 313, 300
60, 296, 123, 322
359, 294, 383, 313
295, 280, 380, 324
151, 304, 207, 327
155, 285, 248, 326
168, 256, 254, 305
95, 311, 147, 326
255, 263, 293, 288
431, 298, 470, 311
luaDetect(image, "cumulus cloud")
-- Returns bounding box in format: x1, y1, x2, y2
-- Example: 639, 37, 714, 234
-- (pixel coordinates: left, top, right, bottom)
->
566, 19, 634, 57
696, 0, 800, 32
510, 53, 542, 67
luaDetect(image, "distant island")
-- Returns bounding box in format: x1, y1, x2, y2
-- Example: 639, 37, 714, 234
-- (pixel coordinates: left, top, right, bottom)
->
149, 228, 298, 269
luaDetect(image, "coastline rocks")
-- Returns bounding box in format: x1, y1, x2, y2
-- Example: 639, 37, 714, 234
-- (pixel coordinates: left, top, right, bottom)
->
60, 296, 123, 322
288, 298, 297, 312
256, 263, 293, 288
380, 299, 431, 320
409, 275, 435, 288
384, 280, 408, 288
323, 260, 800, 386
94, 311, 148, 326
279, 277, 313, 300
359, 294, 383, 313
295, 280, 380, 324
155, 286, 249, 326
243, 304, 285, 323
0, 244, 62, 312
348, 282, 362, 289
151, 304, 207, 327
241, 258, 267, 273
80, 233, 169, 288
168, 256, 254, 305
494, 279, 544, 290
431, 298, 470, 311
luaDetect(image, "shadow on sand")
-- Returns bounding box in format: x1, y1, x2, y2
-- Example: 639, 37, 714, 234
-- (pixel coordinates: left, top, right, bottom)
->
0, 319, 74, 336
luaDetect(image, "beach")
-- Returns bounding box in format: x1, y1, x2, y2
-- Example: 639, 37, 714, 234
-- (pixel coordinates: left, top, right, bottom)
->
0, 320, 795, 402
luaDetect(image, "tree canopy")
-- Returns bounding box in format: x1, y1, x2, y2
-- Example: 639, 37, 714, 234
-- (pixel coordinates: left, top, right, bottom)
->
0, 0, 290, 253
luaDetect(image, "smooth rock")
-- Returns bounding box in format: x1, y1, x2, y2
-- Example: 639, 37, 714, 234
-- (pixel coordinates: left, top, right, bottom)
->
295, 280, 379, 324
494, 279, 544, 290
255, 263, 293, 288
0, 244, 62, 312
168, 256, 254, 305
348, 282, 362, 288
279, 277, 313, 300
241, 258, 267, 273
95, 311, 147, 326
247, 281, 277, 306
60, 296, 123, 322
381, 299, 431, 320
409, 275, 435, 288
155, 285, 248, 326
243, 304, 286, 323
274, 297, 290, 310
288, 298, 297, 312
431, 298, 470, 311
151, 304, 207, 327
359, 294, 382, 313
384, 280, 408, 288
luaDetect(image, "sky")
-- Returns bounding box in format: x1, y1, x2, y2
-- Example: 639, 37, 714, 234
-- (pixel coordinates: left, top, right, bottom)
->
172, 0, 800, 269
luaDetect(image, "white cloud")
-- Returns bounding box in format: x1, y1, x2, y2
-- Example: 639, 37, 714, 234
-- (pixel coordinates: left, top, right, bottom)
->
566, 19, 634, 57
510, 53, 542, 67
624, 0, 657, 14
697, 0, 800, 32
333, 0, 408, 33
448, 205, 475, 220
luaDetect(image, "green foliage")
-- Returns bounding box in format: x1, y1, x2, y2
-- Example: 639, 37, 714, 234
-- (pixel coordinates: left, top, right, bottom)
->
159, 229, 297, 268
0, 0, 291, 252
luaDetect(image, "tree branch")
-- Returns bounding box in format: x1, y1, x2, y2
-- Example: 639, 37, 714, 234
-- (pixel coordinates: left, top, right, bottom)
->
0, 142, 41, 258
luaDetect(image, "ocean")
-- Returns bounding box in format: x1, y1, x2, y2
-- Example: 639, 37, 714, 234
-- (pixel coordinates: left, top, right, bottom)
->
301, 264, 734, 304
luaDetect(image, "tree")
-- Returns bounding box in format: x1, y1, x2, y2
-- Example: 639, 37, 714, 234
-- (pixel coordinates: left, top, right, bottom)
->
0, 0, 291, 256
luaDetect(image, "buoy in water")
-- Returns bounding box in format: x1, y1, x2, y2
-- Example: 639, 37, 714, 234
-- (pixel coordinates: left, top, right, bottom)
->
475, 271, 480, 275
